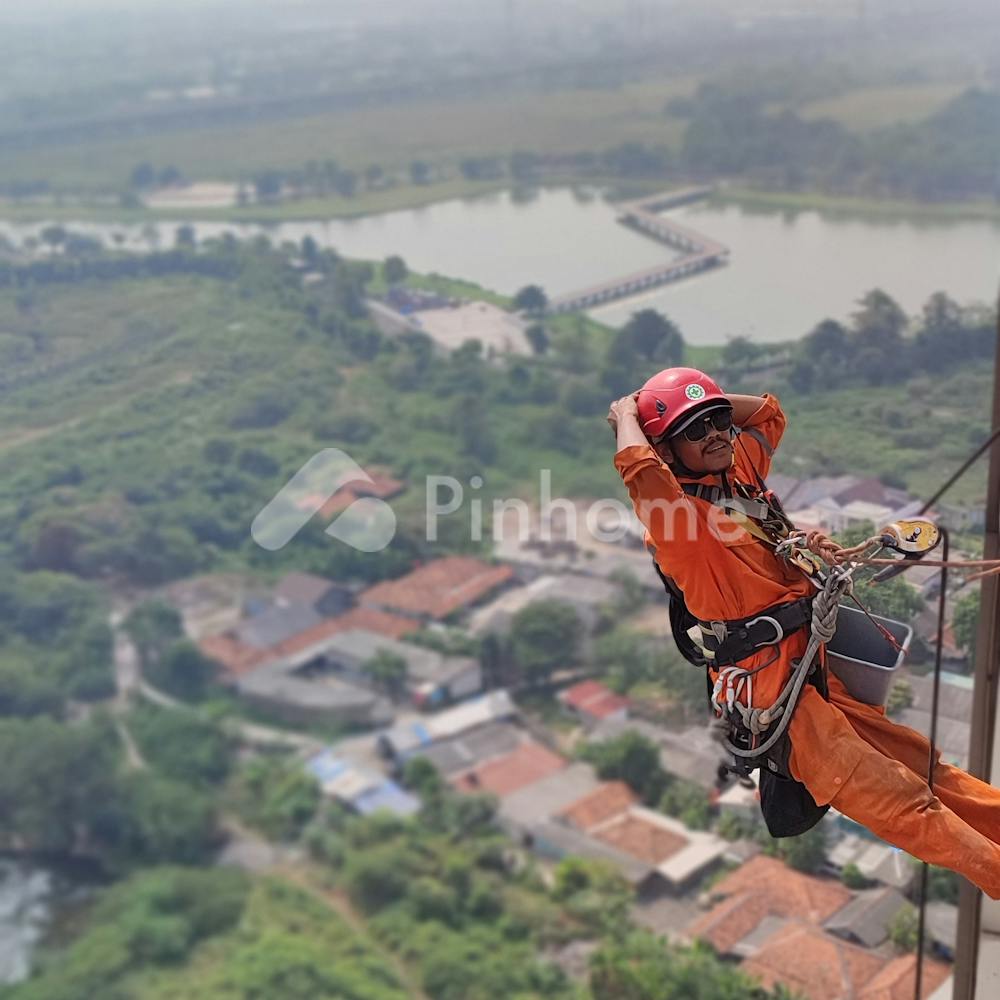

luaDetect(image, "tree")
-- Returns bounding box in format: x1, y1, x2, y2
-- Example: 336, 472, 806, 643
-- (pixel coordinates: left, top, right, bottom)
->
110, 772, 218, 865
409, 160, 432, 185
175, 224, 196, 248
513, 285, 548, 315
953, 589, 981, 662
144, 640, 217, 702
623, 309, 685, 364
722, 335, 761, 368
509, 600, 582, 682
524, 322, 549, 355
130, 162, 156, 189
886, 679, 914, 717
841, 861, 870, 889
230, 756, 321, 841
888, 902, 921, 952
363, 649, 409, 698
383, 255, 408, 285
580, 730, 667, 804
777, 822, 828, 873
123, 600, 183, 671
660, 778, 712, 830
128, 705, 233, 786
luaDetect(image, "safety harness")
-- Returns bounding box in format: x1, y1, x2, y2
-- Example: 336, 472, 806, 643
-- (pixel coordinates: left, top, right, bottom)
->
655, 427, 853, 835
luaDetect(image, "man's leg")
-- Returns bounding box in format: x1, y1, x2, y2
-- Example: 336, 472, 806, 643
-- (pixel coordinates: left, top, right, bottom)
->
826, 672, 1000, 846
788, 685, 1000, 899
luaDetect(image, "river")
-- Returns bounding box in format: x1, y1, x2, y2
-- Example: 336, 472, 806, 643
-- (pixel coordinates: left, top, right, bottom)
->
0, 857, 102, 985
2, 187, 999, 344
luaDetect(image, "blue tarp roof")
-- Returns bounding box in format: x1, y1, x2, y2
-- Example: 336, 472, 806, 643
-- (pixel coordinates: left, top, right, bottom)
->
354, 782, 421, 818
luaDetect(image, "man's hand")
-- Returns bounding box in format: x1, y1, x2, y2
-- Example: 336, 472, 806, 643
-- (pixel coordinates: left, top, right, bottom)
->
607, 393, 639, 433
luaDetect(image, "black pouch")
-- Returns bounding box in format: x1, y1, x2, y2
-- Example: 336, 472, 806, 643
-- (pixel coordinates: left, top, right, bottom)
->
757, 731, 829, 838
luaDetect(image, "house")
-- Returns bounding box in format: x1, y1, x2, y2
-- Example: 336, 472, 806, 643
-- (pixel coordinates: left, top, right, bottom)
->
717, 770, 760, 821
414, 720, 524, 779
825, 831, 916, 894
685, 854, 852, 954
291, 468, 403, 521
499, 762, 602, 842
558, 680, 629, 726
589, 716, 723, 791
554, 783, 729, 895
305, 750, 420, 817
200, 603, 419, 681
313, 628, 482, 707
823, 886, 910, 949
465, 573, 621, 635
451, 740, 567, 797
378, 690, 518, 761
237, 661, 393, 729
924, 901, 958, 962
272, 570, 355, 618
739, 921, 950, 1000
360, 556, 515, 622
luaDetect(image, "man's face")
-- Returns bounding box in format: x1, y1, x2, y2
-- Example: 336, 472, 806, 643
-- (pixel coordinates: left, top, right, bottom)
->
654, 412, 734, 475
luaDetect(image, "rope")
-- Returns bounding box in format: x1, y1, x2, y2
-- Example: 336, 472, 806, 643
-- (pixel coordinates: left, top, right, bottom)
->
721, 565, 853, 760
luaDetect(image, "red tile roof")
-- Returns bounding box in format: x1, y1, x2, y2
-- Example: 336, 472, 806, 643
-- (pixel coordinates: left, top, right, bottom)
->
560, 680, 629, 719
859, 954, 952, 1000
198, 634, 269, 678
203, 606, 418, 679
271, 607, 420, 657
309, 469, 405, 519
360, 557, 515, 620
451, 741, 566, 797
685, 855, 851, 955
593, 813, 687, 865
559, 781, 638, 832
742, 923, 887, 1000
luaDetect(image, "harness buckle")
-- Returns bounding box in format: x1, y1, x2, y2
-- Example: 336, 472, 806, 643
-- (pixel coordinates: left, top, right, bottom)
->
744, 614, 784, 646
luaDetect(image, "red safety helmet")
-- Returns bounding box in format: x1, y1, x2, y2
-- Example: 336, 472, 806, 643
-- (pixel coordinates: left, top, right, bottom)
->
636, 367, 729, 440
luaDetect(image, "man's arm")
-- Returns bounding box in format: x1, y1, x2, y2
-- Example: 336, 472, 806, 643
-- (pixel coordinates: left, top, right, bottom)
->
607, 393, 648, 450
728, 394, 767, 426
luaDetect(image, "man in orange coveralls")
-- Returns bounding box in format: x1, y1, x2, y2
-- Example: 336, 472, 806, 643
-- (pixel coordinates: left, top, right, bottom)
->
608, 366, 1000, 898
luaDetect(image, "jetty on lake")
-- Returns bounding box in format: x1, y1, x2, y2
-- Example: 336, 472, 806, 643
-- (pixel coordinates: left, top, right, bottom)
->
547, 186, 729, 314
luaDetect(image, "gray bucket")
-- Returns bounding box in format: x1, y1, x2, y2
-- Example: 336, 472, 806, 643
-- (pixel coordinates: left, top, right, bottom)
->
826, 605, 912, 707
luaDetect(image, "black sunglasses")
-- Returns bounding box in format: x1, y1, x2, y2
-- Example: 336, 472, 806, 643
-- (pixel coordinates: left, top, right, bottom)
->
670, 408, 734, 443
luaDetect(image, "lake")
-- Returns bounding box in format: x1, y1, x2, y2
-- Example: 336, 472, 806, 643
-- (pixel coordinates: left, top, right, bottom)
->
3, 186, 999, 344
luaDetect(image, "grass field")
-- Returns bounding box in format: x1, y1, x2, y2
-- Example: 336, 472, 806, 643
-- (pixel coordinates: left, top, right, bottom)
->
715, 186, 1000, 222
795, 82, 968, 131
0, 75, 699, 195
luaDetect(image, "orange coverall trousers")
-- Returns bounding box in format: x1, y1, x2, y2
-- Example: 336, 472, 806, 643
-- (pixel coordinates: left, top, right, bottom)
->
784, 652, 1000, 899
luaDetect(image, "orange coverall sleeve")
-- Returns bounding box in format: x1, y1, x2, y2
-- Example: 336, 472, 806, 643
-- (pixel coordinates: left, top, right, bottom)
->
736, 392, 786, 480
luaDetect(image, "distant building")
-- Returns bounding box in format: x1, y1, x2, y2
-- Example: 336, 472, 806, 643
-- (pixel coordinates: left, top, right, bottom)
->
825, 830, 916, 894
314, 628, 482, 707
378, 690, 518, 761
360, 556, 515, 623
540, 782, 729, 897
823, 886, 910, 950
305, 750, 420, 818
237, 661, 392, 729
451, 740, 567, 797
466, 573, 622, 635
558, 680, 629, 726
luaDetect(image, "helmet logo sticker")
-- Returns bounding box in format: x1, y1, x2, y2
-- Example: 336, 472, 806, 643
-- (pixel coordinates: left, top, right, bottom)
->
685, 384, 706, 400
655, 399, 666, 414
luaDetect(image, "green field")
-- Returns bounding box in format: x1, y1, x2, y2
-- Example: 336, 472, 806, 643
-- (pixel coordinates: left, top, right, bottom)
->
795, 82, 968, 131
0, 76, 698, 195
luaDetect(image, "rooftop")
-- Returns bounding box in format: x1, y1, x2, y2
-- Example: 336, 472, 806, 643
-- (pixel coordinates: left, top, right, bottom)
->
686, 855, 852, 954
451, 740, 567, 797
559, 781, 638, 832
294, 467, 404, 520
741, 922, 888, 1000
823, 886, 909, 949
559, 679, 630, 720
417, 720, 524, 777
500, 762, 602, 829
273, 570, 338, 607
593, 811, 687, 866
271, 606, 420, 659
361, 556, 515, 620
